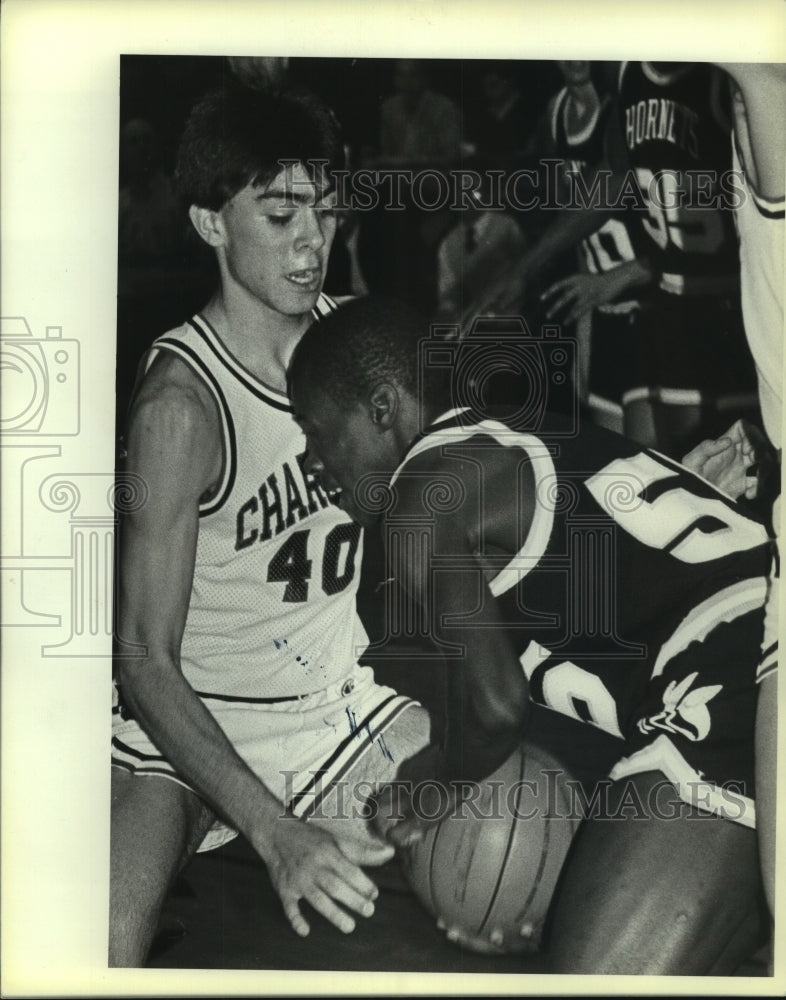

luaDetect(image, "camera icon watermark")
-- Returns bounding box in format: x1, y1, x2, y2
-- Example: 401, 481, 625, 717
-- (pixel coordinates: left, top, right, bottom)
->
1, 317, 80, 436
419, 314, 578, 437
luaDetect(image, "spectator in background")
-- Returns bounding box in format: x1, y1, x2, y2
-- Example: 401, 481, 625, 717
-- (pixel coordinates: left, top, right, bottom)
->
464, 61, 534, 170
118, 118, 185, 301
358, 60, 462, 316
376, 59, 461, 169
435, 167, 527, 326
117, 118, 210, 440
323, 208, 369, 300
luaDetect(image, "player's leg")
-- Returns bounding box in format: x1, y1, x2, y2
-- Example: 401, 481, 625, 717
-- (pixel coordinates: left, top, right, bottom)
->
623, 393, 706, 456
110, 768, 216, 967
756, 670, 777, 917
756, 538, 779, 919
585, 309, 631, 436
622, 391, 659, 449
547, 770, 766, 975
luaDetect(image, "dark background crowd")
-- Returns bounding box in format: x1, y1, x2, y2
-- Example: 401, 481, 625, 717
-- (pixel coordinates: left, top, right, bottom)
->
116, 55, 569, 428
117, 54, 769, 484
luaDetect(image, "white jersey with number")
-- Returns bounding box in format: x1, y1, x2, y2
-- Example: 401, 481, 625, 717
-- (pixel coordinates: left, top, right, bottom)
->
145, 295, 369, 701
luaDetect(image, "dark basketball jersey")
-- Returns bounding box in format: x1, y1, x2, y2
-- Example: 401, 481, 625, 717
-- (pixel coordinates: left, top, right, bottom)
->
616, 62, 740, 296
391, 408, 771, 746
550, 87, 644, 312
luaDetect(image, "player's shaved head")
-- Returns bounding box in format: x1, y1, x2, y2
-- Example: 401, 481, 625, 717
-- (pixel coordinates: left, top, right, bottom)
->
288, 296, 450, 412
175, 83, 344, 211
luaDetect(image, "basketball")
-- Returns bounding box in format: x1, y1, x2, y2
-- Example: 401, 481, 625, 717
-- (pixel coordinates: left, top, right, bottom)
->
400, 743, 580, 954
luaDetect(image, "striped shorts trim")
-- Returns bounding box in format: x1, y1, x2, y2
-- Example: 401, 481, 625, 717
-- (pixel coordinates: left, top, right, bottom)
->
111, 664, 424, 852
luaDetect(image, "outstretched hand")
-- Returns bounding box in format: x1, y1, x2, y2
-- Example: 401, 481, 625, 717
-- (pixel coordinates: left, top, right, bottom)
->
541, 270, 626, 325
370, 744, 457, 849
259, 814, 394, 938
682, 419, 774, 500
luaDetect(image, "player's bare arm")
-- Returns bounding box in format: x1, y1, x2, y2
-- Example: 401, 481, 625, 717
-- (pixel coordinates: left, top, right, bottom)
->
117, 355, 385, 937
541, 256, 654, 325
383, 446, 530, 844
716, 63, 786, 200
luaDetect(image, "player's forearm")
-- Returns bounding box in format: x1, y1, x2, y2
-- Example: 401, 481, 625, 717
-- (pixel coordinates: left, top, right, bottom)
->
522, 202, 615, 281
400, 655, 529, 790
115, 656, 283, 844
606, 256, 654, 298
443, 719, 525, 788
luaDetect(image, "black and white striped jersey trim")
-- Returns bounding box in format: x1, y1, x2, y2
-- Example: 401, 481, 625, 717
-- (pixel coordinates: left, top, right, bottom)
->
732, 132, 786, 220
152, 336, 238, 518
757, 640, 778, 683
187, 294, 339, 414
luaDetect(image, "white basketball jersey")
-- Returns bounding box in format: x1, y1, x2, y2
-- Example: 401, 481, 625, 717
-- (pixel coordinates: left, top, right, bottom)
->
731, 115, 785, 449
146, 295, 369, 700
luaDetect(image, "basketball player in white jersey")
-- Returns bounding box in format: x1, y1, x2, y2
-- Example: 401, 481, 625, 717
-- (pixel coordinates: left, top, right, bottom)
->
714, 62, 785, 925
110, 84, 430, 966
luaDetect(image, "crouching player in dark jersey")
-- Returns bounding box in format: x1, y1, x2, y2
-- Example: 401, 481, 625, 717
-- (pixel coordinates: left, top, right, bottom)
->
288, 295, 774, 975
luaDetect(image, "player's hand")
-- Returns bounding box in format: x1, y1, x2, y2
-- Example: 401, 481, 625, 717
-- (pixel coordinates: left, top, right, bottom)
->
541, 269, 627, 325
682, 419, 772, 500
260, 814, 393, 938
370, 744, 456, 846
436, 916, 540, 955
371, 777, 458, 850
369, 781, 434, 848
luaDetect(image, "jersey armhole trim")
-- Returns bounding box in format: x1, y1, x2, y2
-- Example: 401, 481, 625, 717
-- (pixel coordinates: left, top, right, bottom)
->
188, 317, 294, 413
732, 132, 786, 218
185, 293, 339, 412
390, 416, 556, 599
151, 338, 237, 518
549, 87, 567, 146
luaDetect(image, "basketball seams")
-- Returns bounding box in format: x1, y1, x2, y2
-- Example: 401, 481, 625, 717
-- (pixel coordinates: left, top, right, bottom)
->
478, 744, 530, 936
404, 746, 578, 953
425, 823, 443, 919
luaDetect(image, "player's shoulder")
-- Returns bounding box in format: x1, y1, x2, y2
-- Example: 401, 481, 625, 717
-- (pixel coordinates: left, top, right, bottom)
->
131, 348, 220, 447
398, 419, 529, 504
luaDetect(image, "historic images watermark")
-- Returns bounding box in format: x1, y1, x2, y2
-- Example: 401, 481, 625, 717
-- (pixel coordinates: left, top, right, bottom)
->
279, 159, 750, 214
1, 315, 147, 655
279, 770, 754, 826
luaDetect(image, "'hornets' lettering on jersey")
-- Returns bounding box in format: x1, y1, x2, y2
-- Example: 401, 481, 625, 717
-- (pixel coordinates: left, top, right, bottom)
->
235, 452, 331, 550
624, 99, 699, 158
616, 62, 740, 291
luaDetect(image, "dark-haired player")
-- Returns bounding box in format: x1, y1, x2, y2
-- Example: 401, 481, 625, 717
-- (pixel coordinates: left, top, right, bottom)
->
110, 85, 430, 966
288, 295, 773, 974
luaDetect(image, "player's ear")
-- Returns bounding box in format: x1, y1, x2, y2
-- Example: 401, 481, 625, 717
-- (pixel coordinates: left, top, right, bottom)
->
369, 384, 398, 429
188, 204, 226, 248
